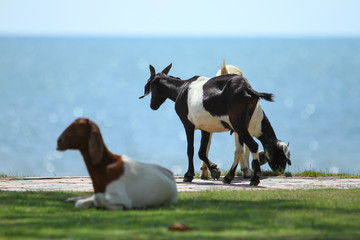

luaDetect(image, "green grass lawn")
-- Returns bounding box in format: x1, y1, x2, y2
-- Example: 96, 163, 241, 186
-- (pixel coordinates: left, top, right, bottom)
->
1, 189, 360, 240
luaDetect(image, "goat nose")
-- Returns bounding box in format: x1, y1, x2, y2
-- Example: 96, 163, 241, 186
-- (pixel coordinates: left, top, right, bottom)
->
57, 136, 65, 150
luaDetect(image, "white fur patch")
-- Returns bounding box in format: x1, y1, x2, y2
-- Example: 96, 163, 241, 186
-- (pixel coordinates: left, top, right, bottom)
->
277, 141, 290, 159
247, 101, 264, 137
105, 155, 178, 209
74, 155, 178, 210
187, 76, 231, 132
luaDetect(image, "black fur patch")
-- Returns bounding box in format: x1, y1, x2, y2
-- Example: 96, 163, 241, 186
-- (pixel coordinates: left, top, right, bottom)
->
201, 75, 273, 117
257, 111, 277, 145
221, 121, 233, 132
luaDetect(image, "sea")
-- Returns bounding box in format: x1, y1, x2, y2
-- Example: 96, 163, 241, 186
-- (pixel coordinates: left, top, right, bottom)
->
0, 37, 359, 177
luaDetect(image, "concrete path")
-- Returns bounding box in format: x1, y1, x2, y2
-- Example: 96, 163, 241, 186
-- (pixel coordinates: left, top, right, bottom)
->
1, 176, 360, 192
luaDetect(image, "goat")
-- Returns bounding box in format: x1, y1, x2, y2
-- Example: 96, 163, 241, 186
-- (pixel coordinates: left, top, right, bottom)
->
57, 118, 178, 210
200, 60, 291, 182
140, 63, 288, 186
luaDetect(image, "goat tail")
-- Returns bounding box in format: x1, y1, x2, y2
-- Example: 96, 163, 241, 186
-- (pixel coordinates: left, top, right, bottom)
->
246, 88, 274, 102
258, 92, 274, 102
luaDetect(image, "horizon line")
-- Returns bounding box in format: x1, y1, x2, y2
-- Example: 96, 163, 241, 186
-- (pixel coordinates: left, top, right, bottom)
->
1, 33, 360, 39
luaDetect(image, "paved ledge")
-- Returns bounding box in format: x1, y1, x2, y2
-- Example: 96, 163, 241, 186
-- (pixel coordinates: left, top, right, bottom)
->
0, 177, 92, 192
177, 177, 360, 191
1, 176, 360, 192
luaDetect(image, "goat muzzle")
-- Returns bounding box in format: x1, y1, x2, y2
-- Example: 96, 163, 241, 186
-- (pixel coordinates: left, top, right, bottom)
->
56, 136, 67, 151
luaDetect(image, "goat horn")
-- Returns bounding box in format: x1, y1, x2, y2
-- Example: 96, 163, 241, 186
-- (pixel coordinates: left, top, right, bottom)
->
161, 63, 172, 75
221, 59, 229, 75
149, 65, 155, 77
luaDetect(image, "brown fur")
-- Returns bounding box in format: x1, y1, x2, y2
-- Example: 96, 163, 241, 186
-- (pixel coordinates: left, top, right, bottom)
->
57, 118, 124, 193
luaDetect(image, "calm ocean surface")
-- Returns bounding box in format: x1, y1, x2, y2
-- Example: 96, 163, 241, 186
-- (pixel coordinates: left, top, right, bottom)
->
0, 37, 359, 176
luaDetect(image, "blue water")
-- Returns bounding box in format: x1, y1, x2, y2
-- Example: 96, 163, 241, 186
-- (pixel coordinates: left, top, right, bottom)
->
0, 37, 359, 176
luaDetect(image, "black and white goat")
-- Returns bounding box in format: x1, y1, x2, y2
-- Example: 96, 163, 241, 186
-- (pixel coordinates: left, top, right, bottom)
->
140, 64, 291, 186
200, 61, 292, 182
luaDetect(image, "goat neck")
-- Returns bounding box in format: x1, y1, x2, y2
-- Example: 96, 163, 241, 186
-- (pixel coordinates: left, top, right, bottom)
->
79, 144, 123, 194
158, 75, 187, 102
257, 112, 278, 153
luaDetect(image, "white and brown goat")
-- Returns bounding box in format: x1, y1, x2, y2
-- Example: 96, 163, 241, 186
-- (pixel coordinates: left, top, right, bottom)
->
140, 64, 289, 186
57, 118, 178, 210
200, 60, 291, 182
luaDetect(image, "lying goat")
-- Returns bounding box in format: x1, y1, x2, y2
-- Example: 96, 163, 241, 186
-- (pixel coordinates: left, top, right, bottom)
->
200, 60, 291, 182
140, 64, 289, 186
57, 118, 178, 210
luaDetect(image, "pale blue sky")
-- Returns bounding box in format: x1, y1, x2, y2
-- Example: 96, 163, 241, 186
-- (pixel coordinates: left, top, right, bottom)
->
0, 0, 359, 37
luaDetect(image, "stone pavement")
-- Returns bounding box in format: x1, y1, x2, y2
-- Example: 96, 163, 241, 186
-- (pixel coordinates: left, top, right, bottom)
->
1, 176, 360, 192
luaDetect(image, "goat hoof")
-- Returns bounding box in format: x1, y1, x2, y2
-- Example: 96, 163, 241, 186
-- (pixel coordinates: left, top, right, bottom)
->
222, 174, 234, 184
200, 167, 209, 180
250, 180, 260, 186
242, 168, 252, 178
210, 169, 221, 180
243, 172, 252, 178
183, 173, 194, 182
183, 177, 193, 182
250, 176, 260, 186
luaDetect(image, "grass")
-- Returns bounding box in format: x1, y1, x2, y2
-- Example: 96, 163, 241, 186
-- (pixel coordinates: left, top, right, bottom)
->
1, 189, 360, 239
291, 170, 360, 178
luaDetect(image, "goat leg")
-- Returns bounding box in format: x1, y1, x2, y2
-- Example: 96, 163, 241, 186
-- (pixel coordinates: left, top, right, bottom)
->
223, 162, 238, 184
183, 124, 195, 183
200, 164, 209, 180
250, 160, 262, 186
222, 174, 235, 184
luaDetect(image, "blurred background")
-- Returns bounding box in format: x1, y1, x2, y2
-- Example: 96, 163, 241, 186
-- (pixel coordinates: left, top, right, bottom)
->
0, 0, 359, 176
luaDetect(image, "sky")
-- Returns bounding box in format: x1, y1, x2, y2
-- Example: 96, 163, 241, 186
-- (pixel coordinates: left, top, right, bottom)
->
0, 0, 360, 37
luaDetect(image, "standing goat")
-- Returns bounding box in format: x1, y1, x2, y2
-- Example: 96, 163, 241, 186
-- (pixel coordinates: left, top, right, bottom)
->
200, 60, 291, 182
57, 118, 178, 210
140, 63, 288, 186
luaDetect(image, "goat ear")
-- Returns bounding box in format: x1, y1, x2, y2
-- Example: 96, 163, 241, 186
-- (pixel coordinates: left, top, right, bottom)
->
139, 79, 152, 99
88, 122, 104, 165
221, 59, 229, 75
149, 65, 155, 77
161, 63, 172, 75
287, 159, 292, 166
